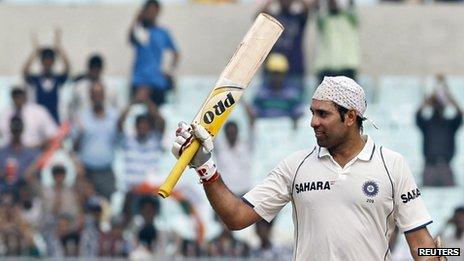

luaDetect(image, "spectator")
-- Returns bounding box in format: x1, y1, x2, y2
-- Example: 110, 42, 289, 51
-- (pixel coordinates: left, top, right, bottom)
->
0, 191, 40, 257
441, 206, 464, 257
258, 0, 314, 84
117, 97, 165, 193
0, 88, 57, 148
135, 196, 160, 232
0, 116, 40, 190
79, 196, 104, 257
206, 216, 250, 257
99, 216, 130, 257
314, 0, 360, 84
129, 224, 156, 260
41, 165, 81, 222
23, 29, 70, 123
214, 110, 254, 196
179, 239, 202, 257
129, 0, 180, 106
70, 54, 120, 120
42, 213, 80, 257
73, 82, 119, 199
129, 196, 163, 259
16, 180, 42, 230
75, 177, 112, 229
416, 75, 462, 186
252, 53, 305, 129
252, 219, 292, 259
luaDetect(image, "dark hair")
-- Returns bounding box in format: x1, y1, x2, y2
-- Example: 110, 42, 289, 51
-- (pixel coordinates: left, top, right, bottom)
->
138, 196, 160, 214
52, 164, 66, 176
455, 206, 464, 215
225, 121, 238, 130
144, 0, 160, 9
135, 114, 150, 126
336, 104, 364, 131
88, 54, 104, 69
11, 87, 26, 98
85, 196, 102, 212
40, 48, 56, 60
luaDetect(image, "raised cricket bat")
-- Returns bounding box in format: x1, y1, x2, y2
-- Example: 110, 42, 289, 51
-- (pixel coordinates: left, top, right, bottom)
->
158, 13, 283, 198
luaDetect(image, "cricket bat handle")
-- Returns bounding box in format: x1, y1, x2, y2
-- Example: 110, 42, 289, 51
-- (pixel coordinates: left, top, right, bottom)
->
158, 139, 201, 198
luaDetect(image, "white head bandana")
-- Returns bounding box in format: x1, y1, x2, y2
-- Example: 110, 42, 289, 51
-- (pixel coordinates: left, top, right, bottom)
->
313, 76, 378, 129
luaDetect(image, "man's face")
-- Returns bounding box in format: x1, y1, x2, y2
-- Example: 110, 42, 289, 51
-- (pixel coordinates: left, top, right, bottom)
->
430, 95, 445, 114
455, 212, 464, 230
136, 120, 151, 138
225, 123, 238, 145
270, 72, 285, 90
13, 94, 26, 109
41, 58, 55, 72
88, 67, 102, 80
140, 203, 156, 222
143, 4, 159, 22
279, 0, 293, 11
53, 172, 66, 186
310, 100, 349, 149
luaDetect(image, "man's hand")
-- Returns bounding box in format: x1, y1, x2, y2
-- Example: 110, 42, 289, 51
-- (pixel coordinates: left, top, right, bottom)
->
171, 122, 217, 182
434, 236, 446, 261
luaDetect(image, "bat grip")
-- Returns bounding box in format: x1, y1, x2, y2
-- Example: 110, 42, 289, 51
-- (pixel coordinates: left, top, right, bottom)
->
158, 139, 201, 198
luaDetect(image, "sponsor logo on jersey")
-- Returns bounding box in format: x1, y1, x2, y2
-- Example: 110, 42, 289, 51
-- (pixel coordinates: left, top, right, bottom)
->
401, 188, 421, 203
295, 181, 331, 193
362, 180, 379, 197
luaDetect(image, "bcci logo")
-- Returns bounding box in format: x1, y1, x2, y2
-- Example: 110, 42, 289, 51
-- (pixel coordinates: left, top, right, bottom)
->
362, 181, 379, 197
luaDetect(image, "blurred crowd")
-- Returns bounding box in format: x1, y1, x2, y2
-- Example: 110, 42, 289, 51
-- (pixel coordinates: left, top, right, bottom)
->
0, 0, 462, 259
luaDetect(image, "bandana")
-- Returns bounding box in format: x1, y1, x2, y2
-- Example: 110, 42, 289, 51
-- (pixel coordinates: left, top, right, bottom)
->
313, 76, 378, 129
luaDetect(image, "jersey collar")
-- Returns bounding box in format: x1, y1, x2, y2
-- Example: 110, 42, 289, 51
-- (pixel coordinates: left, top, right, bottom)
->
318, 135, 376, 162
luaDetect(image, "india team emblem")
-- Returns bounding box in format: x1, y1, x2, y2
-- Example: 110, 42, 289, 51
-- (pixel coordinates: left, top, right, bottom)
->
362, 181, 379, 197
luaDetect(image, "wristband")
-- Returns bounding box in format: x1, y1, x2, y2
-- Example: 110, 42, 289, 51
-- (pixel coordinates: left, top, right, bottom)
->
195, 159, 217, 182
201, 172, 220, 185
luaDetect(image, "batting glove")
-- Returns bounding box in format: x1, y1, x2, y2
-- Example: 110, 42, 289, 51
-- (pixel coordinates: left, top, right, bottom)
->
172, 122, 218, 182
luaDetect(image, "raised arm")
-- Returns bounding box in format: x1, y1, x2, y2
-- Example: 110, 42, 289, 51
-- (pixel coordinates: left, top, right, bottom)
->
54, 28, 70, 75
117, 104, 132, 134
443, 86, 463, 115
172, 122, 261, 230
204, 178, 262, 230
22, 34, 39, 80
128, 8, 143, 45
146, 99, 165, 134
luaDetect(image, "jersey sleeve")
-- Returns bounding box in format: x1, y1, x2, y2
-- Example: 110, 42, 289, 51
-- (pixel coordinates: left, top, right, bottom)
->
164, 30, 177, 51
243, 157, 293, 222
393, 155, 433, 233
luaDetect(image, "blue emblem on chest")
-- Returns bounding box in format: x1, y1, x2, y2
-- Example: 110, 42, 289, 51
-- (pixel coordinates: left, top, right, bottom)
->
362, 181, 379, 197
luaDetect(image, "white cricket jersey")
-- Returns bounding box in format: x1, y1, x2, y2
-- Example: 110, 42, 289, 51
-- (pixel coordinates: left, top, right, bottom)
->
243, 136, 432, 261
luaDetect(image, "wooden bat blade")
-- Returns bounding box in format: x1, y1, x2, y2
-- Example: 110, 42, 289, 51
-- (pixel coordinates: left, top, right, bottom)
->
158, 13, 283, 198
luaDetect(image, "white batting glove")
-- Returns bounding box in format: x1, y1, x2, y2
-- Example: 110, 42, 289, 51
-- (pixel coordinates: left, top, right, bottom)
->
171, 122, 218, 182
